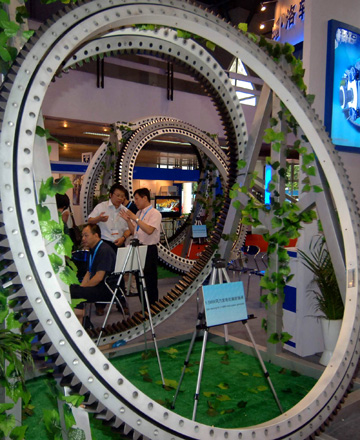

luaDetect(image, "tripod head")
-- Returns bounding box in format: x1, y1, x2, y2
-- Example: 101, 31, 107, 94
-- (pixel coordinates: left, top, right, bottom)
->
212, 257, 226, 269
130, 238, 140, 247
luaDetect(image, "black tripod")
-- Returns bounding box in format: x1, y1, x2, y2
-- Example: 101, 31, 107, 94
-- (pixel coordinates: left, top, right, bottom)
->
97, 238, 165, 386
172, 257, 283, 420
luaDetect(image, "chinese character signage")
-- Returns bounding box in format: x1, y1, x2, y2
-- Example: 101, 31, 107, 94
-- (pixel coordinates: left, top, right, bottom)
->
202, 281, 248, 327
272, 0, 305, 45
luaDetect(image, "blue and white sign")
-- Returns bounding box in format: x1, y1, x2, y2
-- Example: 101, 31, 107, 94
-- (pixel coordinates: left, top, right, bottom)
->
202, 281, 248, 327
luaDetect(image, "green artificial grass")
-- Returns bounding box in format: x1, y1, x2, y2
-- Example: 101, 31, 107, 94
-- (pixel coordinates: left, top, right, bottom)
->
158, 265, 179, 279
111, 339, 317, 428
22, 340, 317, 437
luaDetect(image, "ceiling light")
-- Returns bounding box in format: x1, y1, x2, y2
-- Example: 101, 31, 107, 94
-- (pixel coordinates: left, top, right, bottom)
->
83, 131, 110, 137
63, 121, 68, 128
259, 18, 275, 30
260, 1, 278, 12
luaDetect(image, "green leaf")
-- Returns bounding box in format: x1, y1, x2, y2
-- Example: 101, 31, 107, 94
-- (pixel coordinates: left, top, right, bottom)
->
60, 394, 85, 408
39, 219, 63, 241
2, 21, 20, 38
0, 403, 14, 414
49, 253, 64, 274
205, 40, 216, 51
301, 184, 311, 193
39, 176, 73, 202
55, 234, 73, 257
177, 29, 192, 39
257, 385, 268, 392
280, 332, 292, 344
217, 382, 229, 390
232, 200, 241, 210
271, 161, 280, 170
70, 298, 86, 310
155, 378, 178, 389
43, 409, 61, 435
272, 142, 281, 153
0, 45, 11, 62
238, 23, 248, 32
269, 117, 278, 127
313, 185, 323, 193
306, 94, 315, 104
268, 332, 280, 344
271, 217, 282, 229
267, 292, 279, 305
203, 391, 216, 398
163, 347, 178, 355
63, 403, 77, 431
216, 394, 231, 401
60, 266, 80, 286
6, 312, 21, 330
0, 413, 16, 437
237, 159, 246, 169
9, 424, 27, 440
36, 204, 51, 221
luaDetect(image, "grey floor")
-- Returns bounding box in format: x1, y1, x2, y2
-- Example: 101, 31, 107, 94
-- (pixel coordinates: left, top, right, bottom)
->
87, 264, 359, 440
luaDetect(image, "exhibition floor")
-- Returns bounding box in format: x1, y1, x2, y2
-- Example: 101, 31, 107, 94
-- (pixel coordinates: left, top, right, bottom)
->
25, 262, 359, 439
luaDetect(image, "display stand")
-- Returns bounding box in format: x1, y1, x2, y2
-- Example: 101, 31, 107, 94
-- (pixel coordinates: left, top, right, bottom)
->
97, 238, 165, 386
187, 221, 207, 258
172, 257, 283, 420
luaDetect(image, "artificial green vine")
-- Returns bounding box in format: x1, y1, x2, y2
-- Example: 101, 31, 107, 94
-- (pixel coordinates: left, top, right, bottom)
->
231, 24, 324, 345
134, 24, 216, 51
0, 283, 33, 439
37, 176, 80, 286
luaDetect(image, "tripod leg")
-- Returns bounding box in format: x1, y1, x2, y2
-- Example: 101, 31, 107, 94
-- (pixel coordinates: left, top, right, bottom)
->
96, 245, 134, 345
243, 322, 283, 413
192, 328, 208, 421
135, 246, 165, 386
96, 281, 123, 346
171, 310, 205, 409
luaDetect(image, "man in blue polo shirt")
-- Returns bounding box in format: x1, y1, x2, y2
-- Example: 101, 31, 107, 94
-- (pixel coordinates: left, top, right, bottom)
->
70, 224, 115, 322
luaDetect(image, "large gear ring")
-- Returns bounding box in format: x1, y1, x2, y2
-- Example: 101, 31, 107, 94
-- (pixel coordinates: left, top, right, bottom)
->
1, 1, 360, 439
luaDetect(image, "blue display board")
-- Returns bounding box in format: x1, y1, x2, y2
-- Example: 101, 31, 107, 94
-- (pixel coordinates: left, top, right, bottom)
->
192, 225, 207, 238
202, 281, 248, 327
325, 20, 360, 152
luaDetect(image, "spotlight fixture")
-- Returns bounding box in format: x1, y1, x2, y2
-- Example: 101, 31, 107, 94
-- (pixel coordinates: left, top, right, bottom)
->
260, 1, 278, 12
63, 121, 68, 128
259, 18, 275, 30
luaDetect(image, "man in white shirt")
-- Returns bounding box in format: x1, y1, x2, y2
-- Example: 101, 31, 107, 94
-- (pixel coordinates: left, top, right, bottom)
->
88, 183, 131, 315
120, 188, 162, 306
88, 183, 131, 251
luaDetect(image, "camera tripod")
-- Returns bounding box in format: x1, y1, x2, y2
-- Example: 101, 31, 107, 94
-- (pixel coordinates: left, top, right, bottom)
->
97, 238, 165, 386
172, 257, 283, 420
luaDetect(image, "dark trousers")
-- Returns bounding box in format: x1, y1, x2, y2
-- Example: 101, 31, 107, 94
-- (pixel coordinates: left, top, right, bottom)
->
143, 244, 158, 305
70, 282, 112, 308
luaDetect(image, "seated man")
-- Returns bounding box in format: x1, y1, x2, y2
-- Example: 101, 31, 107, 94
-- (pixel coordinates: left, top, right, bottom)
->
70, 224, 116, 321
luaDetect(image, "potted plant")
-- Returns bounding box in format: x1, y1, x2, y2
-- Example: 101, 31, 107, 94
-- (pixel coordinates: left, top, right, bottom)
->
298, 235, 344, 365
